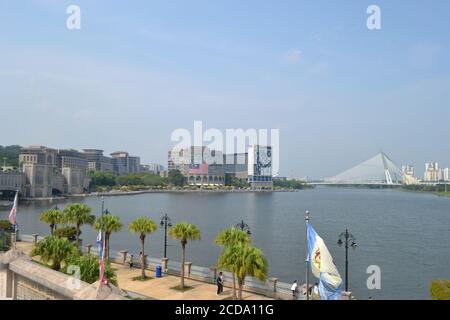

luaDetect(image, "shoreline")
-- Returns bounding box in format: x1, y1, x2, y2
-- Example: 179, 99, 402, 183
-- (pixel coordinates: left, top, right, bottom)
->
87, 188, 298, 197
399, 188, 450, 198
11, 187, 299, 203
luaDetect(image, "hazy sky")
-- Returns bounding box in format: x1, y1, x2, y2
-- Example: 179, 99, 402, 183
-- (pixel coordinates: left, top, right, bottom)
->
1, 0, 449, 178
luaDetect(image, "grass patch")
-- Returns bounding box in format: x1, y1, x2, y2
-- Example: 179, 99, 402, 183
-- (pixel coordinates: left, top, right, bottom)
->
430, 280, 450, 300
132, 276, 154, 281
170, 285, 195, 292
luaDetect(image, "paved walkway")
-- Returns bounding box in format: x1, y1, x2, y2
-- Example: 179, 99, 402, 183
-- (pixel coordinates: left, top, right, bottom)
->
114, 264, 272, 300
16, 241, 272, 301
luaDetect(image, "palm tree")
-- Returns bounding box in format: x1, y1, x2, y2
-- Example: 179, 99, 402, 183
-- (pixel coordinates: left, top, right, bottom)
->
63, 203, 95, 247
215, 227, 251, 299
39, 209, 63, 236
232, 245, 268, 300
169, 222, 201, 289
128, 217, 158, 279
31, 236, 78, 270
94, 215, 122, 261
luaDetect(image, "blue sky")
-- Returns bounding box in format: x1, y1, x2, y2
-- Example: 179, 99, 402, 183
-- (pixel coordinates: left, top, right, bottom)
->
1, 0, 449, 178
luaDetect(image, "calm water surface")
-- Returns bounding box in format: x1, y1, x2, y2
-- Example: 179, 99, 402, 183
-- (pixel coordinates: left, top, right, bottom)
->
1, 187, 449, 300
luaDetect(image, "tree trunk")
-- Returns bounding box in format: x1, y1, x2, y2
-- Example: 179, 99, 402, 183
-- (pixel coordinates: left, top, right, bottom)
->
232, 273, 237, 300
181, 244, 185, 289
50, 224, 54, 236
141, 236, 146, 278
76, 223, 80, 249
238, 278, 243, 300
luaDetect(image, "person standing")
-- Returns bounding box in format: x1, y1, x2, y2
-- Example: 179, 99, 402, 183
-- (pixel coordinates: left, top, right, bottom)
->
220, 272, 225, 294
291, 280, 298, 300
217, 272, 224, 295
312, 282, 319, 300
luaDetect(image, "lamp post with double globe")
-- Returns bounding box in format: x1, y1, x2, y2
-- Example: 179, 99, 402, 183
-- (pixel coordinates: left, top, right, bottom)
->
236, 220, 251, 235
160, 214, 172, 259
337, 229, 357, 292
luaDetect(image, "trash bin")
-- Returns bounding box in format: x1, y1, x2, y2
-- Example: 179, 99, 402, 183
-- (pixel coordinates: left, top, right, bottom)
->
156, 265, 162, 278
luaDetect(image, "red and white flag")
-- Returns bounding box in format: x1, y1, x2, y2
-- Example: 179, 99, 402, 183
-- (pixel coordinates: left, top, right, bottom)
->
9, 192, 18, 225
99, 231, 108, 285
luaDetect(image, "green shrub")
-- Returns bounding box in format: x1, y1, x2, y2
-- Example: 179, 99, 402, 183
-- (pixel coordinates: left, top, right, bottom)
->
54, 226, 78, 241
0, 220, 12, 231
0, 230, 11, 251
430, 280, 450, 300
32, 236, 78, 270
63, 254, 117, 286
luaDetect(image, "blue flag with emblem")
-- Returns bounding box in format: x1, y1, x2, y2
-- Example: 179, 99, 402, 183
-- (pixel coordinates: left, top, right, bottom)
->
307, 222, 343, 300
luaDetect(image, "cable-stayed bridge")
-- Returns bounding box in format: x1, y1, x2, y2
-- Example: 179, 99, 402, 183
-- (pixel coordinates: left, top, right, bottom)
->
313, 152, 405, 186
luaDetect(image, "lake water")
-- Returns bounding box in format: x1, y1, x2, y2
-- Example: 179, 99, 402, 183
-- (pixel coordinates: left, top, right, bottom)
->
1, 187, 449, 300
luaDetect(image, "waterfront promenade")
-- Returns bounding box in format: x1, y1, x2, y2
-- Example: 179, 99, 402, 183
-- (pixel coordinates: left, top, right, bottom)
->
15, 241, 272, 301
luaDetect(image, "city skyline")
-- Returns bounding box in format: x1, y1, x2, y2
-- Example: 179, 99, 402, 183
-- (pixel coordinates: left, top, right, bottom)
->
4, 142, 450, 182
1, 1, 450, 178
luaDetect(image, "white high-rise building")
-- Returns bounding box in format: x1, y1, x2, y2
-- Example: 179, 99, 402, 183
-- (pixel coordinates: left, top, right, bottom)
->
424, 162, 440, 182
442, 168, 450, 182
402, 165, 415, 177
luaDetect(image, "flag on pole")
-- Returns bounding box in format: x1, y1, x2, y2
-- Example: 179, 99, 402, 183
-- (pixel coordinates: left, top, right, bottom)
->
96, 230, 103, 258
98, 230, 107, 285
306, 222, 343, 300
9, 192, 18, 225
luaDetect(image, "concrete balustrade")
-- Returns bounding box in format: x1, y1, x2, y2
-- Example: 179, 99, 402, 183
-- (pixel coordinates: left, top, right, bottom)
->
184, 262, 192, 278
118, 250, 128, 265
341, 291, 353, 300
209, 266, 217, 283
31, 234, 39, 245
14, 235, 355, 300
144, 255, 148, 267
267, 277, 278, 298
162, 257, 169, 272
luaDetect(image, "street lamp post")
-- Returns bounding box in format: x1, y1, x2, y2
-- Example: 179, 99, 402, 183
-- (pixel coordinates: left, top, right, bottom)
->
160, 214, 172, 259
236, 220, 251, 235
337, 229, 357, 292
305, 210, 310, 301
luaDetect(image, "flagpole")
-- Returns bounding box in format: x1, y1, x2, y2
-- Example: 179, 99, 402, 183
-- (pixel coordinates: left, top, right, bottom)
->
99, 196, 107, 286
305, 210, 310, 301
13, 190, 18, 250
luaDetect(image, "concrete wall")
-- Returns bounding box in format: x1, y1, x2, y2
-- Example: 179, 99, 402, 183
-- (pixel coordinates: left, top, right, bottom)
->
0, 250, 127, 300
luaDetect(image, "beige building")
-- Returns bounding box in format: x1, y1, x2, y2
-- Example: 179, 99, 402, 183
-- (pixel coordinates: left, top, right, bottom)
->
19, 146, 57, 198
57, 149, 89, 194
0, 171, 26, 195
17, 146, 90, 198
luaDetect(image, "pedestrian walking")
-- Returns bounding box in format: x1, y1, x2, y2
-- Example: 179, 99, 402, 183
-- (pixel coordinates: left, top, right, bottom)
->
128, 254, 134, 269
291, 280, 298, 300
